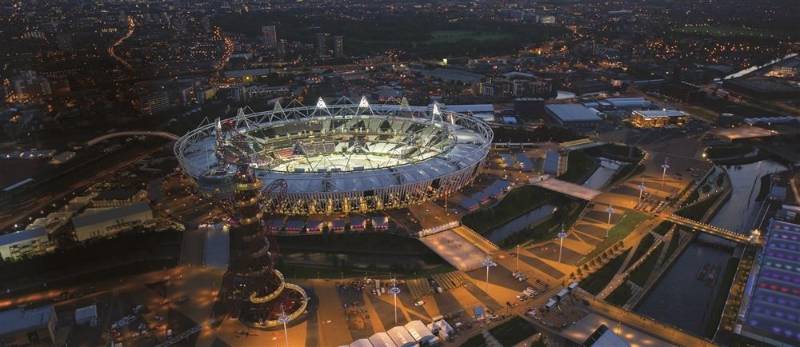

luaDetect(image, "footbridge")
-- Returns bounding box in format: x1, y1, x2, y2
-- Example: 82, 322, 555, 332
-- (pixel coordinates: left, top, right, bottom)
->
87, 131, 180, 146
661, 213, 759, 245
529, 176, 602, 201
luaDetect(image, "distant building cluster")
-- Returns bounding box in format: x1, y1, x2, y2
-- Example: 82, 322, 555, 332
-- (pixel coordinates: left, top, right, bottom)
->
0, 187, 157, 261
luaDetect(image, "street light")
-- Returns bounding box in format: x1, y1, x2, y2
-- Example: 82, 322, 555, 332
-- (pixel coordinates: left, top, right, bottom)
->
606, 204, 615, 226
558, 225, 568, 263
481, 256, 497, 294
389, 279, 401, 324
515, 245, 520, 273
638, 179, 646, 204
277, 309, 290, 347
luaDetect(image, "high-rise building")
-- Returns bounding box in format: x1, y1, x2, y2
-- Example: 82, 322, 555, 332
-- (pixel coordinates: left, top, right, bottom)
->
333, 35, 344, 58
277, 39, 287, 58
262, 25, 277, 49
315, 32, 328, 58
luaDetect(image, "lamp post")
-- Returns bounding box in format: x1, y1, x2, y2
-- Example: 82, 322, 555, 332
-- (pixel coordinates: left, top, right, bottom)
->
515, 245, 520, 273
277, 309, 290, 347
558, 225, 568, 263
638, 179, 646, 204
389, 279, 401, 324
481, 257, 497, 293
606, 205, 615, 238
661, 158, 670, 189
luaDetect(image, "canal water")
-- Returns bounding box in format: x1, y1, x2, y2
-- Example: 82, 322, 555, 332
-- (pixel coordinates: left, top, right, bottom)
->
710, 160, 787, 233
486, 204, 556, 243
635, 160, 787, 337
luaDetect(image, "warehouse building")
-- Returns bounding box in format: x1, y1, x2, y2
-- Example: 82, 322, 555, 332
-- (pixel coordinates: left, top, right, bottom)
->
71, 202, 154, 242
544, 104, 602, 130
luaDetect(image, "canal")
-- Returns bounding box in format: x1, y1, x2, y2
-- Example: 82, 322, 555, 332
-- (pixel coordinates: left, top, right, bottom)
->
635, 160, 787, 337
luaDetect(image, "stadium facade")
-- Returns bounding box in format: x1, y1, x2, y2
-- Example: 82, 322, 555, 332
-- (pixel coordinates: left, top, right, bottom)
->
175, 97, 493, 215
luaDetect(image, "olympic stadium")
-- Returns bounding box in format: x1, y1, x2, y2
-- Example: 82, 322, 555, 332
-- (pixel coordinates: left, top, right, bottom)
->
174, 97, 493, 215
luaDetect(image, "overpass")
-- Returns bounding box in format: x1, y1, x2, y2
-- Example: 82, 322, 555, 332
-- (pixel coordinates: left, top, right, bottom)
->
661, 213, 758, 245
87, 131, 180, 146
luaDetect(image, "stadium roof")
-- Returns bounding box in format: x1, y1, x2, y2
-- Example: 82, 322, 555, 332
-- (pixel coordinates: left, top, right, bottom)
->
545, 104, 602, 122
743, 220, 800, 345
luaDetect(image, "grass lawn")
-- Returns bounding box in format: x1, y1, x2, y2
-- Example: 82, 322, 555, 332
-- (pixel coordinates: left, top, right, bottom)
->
606, 283, 633, 306
628, 243, 664, 286
489, 317, 539, 346
665, 230, 683, 258
580, 211, 649, 264
652, 221, 673, 236
586, 144, 644, 162
460, 334, 487, 347
280, 262, 454, 279
462, 185, 557, 235
559, 150, 599, 184
705, 143, 756, 161
427, 30, 512, 44
630, 234, 655, 264
609, 163, 645, 186
501, 199, 585, 248
580, 250, 630, 295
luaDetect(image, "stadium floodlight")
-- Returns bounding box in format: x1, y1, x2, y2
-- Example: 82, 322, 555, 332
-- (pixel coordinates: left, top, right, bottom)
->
316, 97, 327, 110
359, 95, 370, 109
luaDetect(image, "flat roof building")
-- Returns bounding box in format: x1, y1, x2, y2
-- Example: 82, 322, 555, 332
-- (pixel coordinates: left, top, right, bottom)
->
740, 220, 800, 346
71, 202, 153, 242
630, 109, 688, 128
544, 104, 602, 130
0, 227, 51, 261
0, 306, 57, 346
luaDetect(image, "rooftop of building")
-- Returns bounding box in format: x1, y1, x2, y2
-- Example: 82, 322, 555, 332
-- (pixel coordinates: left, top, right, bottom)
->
545, 103, 602, 122
71, 201, 151, 229
0, 227, 48, 246
0, 306, 54, 336
743, 219, 800, 345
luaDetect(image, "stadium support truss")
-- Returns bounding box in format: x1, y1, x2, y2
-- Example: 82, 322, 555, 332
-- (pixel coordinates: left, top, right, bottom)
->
175, 97, 493, 215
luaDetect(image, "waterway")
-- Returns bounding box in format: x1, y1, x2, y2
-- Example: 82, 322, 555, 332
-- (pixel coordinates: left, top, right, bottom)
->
486, 204, 556, 243
710, 160, 787, 234
635, 160, 786, 337
635, 241, 733, 337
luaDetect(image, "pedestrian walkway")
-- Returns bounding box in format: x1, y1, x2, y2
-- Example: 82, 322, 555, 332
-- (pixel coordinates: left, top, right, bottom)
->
530, 177, 602, 201
420, 229, 488, 271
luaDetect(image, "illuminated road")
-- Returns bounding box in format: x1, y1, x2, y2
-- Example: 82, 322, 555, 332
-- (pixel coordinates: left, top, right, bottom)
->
213, 26, 234, 72
108, 15, 135, 71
